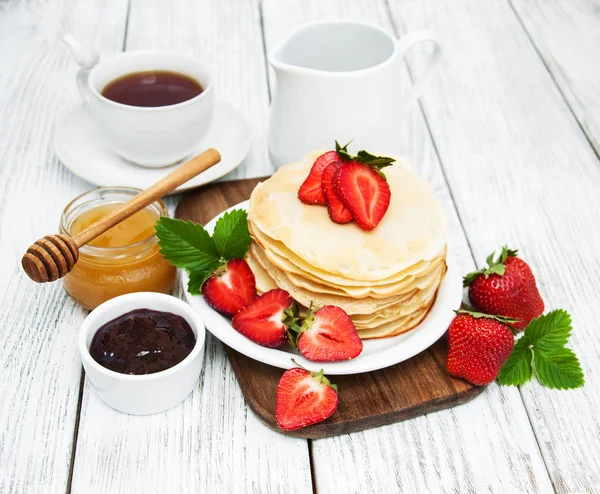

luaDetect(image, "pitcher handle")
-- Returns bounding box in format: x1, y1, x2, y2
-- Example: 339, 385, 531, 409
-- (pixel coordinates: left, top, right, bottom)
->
395, 31, 442, 110
76, 67, 94, 107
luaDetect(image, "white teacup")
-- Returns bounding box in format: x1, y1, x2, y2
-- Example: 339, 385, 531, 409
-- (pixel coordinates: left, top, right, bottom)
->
76, 51, 215, 167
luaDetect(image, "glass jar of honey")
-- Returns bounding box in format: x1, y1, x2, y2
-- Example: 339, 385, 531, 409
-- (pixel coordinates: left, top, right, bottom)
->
59, 187, 176, 310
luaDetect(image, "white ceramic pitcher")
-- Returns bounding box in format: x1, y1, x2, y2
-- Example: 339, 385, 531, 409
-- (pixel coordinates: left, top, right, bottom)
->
267, 21, 441, 168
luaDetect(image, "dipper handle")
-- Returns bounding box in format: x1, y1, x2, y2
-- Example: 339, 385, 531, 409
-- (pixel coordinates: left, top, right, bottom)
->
22, 148, 221, 283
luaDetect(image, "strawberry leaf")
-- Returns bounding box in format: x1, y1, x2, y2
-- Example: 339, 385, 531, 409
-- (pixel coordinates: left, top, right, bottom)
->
187, 267, 220, 295
463, 246, 519, 286
497, 335, 532, 386
521, 309, 572, 351
156, 210, 252, 295
335, 140, 352, 154
212, 209, 251, 260
496, 309, 584, 390
155, 218, 220, 271
533, 347, 584, 390
334, 141, 395, 179
454, 309, 517, 325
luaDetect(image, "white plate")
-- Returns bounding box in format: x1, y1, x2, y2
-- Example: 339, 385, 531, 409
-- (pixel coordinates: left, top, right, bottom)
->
183, 201, 462, 375
54, 100, 251, 193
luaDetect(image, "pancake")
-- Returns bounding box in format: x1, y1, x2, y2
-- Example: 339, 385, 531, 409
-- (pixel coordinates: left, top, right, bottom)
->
249, 241, 446, 317
245, 252, 277, 294
248, 151, 447, 281
249, 240, 445, 299
245, 150, 448, 339
249, 216, 444, 287
356, 303, 434, 338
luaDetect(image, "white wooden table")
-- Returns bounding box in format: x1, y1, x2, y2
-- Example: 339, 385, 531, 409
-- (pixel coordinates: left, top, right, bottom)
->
2, 0, 600, 492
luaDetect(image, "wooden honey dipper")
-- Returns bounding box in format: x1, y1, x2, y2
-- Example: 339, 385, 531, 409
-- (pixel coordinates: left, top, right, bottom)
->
22, 148, 221, 283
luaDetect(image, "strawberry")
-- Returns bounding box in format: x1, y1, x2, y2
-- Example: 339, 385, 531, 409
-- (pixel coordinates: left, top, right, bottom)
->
333, 162, 391, 231
232, 289, 293, 347
463, 247, 544, 331
446, 310, 515, 386
321, 163, 353, 224
276, 366, 338, 430
298, 151, 341, 205
292, 305, 363, 361
202, 258, 256, 316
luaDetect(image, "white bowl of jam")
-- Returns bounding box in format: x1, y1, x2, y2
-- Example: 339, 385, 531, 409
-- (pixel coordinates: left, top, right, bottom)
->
79, 292, 205, 415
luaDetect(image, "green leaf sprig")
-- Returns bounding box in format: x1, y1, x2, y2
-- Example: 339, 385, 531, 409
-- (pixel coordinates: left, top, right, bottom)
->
463, 246, 518, 287
155, 209, 251, 294
497, 309, 584, 390
335, 140, 396, 179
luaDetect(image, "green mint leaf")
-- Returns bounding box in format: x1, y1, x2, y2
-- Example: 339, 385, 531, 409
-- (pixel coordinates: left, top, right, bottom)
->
212, 209, 251, 260
533, 347, 584, 390
187, 269, 218, 295
497, 334, 532, 386
155, 217, 220, 271
523, 309, 572, 352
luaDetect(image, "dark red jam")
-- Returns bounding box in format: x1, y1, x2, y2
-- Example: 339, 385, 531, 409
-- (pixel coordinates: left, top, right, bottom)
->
89, 309, 196, 375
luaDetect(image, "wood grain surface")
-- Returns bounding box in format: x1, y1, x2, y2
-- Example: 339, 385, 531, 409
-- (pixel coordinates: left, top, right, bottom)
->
512, 0, 600, 156
262, 1, 554, 492
1, 0, 600, 492
68, 1, 312, 493
388, 0, 600, 491
175, 177, 484, 440
0, 1, 129, 492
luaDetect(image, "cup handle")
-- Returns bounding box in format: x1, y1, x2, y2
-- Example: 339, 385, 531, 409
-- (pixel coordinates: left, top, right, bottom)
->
395, 31, 442, 110
76, 67, 94, 107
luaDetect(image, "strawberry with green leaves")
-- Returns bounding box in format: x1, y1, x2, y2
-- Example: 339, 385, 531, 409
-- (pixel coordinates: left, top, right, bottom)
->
297, 141, 396, 230
276, 364, 339, 430
155, 209, 256, 316
333, 144, 396, 231
447, 308, 584, 389
446, 310, 515, 385
463, 246, 544, 330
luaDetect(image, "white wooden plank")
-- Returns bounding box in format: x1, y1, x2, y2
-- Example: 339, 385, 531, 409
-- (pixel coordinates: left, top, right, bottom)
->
386, 0, 600, 491
511, 0, 600, 156
69, 1, 312, 492
0, 0, 129, 492
261, 1, 553, 492
123, 0, 273, 181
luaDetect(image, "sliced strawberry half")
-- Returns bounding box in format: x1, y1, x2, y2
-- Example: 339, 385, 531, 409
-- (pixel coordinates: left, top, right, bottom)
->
202, 258, 256, 316
298, 151, 341, 205
295, 305, 363, 361
333, 162, 391, 231
232, 289, 293, 347
321, 163, 353, 224
276, 367, 338, 430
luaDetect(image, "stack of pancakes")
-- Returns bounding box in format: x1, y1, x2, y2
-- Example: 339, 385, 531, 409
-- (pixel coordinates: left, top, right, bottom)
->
247, 151, 448, 339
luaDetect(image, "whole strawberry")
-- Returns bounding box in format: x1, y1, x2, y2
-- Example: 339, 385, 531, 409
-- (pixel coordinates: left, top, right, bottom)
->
463, 247, 544, 331
446, 311, 515, 385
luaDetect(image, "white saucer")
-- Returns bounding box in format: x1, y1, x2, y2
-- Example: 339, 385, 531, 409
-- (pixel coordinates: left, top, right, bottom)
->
182, 201, 463, 375
54, 101, 251, 193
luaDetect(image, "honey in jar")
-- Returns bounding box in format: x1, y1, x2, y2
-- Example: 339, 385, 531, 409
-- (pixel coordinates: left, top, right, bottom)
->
60, 187, 176, 310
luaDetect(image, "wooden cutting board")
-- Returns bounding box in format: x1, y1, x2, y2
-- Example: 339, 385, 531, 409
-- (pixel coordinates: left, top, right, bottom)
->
176, 177, 484, 439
